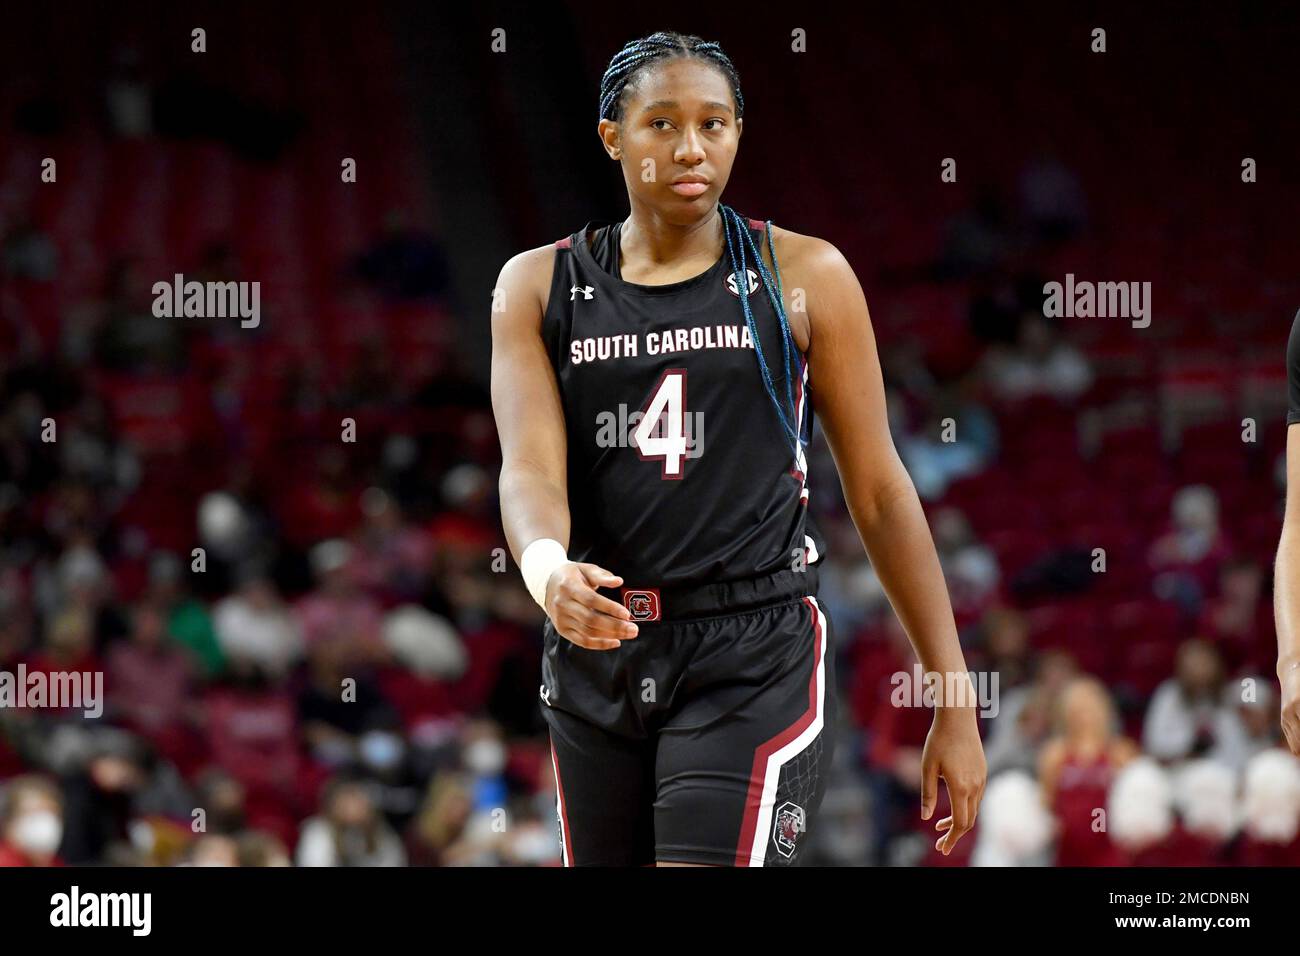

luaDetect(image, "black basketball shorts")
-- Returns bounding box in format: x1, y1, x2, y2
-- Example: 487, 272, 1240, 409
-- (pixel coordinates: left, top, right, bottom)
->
539, 566, 837, 866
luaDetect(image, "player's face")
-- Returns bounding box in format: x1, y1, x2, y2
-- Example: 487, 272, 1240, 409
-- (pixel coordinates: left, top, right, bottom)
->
603, 58, 742, 223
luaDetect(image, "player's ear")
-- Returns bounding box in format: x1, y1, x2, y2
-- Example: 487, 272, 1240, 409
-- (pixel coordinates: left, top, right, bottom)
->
598, 118, 621, 160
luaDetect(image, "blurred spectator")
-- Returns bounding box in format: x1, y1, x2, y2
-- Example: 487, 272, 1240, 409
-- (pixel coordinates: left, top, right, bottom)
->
0, 774, 65, 866
1234, 750, 1300, 865
890, 391, 998, 502
941, 515, 998, 621
106, 599, 197, 740
37, 539, 127, 645
203, 663, 312, 839
296, 778, 406, 866
93, 257, 187, 374
146, 551, 225, 678
212, 570, 304, 680
189, 834, 240, 867
973, 606, 1032, 690
498, 800, 561, 866
982, 314, 1093, 402
1149, 485, 1233, 614
58, 734, 149, 864
22, 605, 101, 714
298, 632, 398, 770
984, 649, 1078, 777
103, 46, 152, 138
1197, 557, 1271, 673
350, 488, 438, 601
971, 771, 1054, 866
1142, 639, 1234, 762
293, 540, 387, 663
1038, 676, 1139, 865
236, 831, 291, 867
1172, 759, 1240, 864
460, 719, 509, 813
406, 771, 476, 866
1107, 758, 1176, 863
193, 769, 248, 836
1210, 677, 1282, 773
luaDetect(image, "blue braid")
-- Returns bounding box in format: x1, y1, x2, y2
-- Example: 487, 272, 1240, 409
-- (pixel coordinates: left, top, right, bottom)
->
719, 204, 806, 460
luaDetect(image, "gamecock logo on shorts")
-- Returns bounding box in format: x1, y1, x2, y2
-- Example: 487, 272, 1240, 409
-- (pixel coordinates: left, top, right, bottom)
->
621, 588, 661, 622
773, 801, 806, 858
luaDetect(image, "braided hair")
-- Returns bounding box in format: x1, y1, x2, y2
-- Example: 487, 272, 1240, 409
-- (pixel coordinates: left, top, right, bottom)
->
598, 31, 743, 125
598, 33, 804, 461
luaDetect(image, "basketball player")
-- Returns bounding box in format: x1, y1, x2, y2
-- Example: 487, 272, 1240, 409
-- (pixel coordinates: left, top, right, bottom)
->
490, 31, 985, 866
1275, 310, 1300, 754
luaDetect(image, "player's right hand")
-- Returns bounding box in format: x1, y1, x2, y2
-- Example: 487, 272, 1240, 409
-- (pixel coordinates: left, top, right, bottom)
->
545, 562, 639, 651
1280, 665, 1300, 756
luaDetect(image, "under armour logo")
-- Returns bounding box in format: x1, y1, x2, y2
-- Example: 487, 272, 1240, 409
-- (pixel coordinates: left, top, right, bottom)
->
570, 285, 594, 300
539, 683, 552, 707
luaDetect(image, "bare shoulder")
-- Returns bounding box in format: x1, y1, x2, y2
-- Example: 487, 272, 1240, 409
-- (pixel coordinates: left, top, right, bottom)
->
495, 242, 560, 322
764, 224, 853, 285
762, 225, 865, 352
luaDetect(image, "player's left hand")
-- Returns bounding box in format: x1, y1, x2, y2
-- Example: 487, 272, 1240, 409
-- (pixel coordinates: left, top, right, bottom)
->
920, 704, 986, 856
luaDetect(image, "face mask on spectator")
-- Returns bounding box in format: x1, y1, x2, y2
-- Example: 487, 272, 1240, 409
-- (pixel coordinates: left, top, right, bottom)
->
464, 739, 506, 776
359, 731, 405, 772
511, 825, 556, 864
11, 810, 63, 855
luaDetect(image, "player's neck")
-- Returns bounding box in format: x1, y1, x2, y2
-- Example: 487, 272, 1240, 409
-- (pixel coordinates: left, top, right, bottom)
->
620, 206, 723, 271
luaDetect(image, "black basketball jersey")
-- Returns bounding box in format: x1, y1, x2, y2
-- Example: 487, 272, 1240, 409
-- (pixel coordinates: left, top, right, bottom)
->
541, 214, 827, 588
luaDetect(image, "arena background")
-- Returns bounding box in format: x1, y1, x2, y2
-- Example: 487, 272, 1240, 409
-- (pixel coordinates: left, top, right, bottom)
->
1, 0, 1299, 866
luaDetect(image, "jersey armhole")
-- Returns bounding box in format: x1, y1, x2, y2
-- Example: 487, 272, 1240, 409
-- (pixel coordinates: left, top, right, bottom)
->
540, 236, 574, 359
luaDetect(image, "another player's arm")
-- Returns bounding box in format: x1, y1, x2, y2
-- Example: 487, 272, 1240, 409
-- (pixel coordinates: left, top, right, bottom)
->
1276, 424, 1300, 754
490, 248, 636, 650
792, 232, 986, 855
1275, 314, 1300, 753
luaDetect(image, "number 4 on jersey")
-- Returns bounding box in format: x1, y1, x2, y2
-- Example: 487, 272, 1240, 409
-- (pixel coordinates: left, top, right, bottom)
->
634, 368, 690, 479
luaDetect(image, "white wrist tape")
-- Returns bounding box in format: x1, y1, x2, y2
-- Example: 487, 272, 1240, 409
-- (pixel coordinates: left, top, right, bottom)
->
521, 538, 571, 609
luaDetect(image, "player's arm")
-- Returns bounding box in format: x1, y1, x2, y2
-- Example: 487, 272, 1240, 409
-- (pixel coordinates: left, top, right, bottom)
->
490, 248, 636, 650
793, 232, 986, 854
1275, 312, 1300, 753
1276, 430, 1300, 754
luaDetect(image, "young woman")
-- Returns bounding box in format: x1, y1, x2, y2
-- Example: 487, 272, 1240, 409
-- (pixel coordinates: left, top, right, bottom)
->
491, 31, 985, 866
